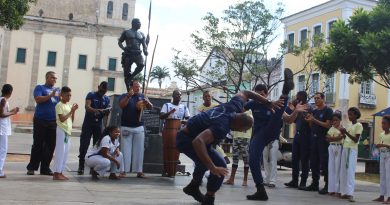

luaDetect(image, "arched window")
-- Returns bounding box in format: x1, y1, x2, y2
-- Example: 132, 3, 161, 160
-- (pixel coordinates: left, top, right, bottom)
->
122, 3, 129, 20
107, 1, 113, 19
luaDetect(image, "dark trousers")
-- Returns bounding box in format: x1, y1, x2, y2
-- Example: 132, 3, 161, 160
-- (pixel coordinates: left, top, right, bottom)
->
310, 136, 329, 183
78, 121, 103, 167
26, 118, 56, 172
291, 133, 311, 181
176, 131, 226, 192
249, 97, 287, 187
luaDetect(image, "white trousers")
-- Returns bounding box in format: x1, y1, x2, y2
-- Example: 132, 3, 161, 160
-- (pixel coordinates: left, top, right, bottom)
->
328, 144, 342, 193
339, 148, 357, 196
121, 126, 145, 173
380, 151, 390, 197
85, 152, 124, 176
0, 135, 8, 176
53, 127, 70, 173
263, 140, 279, 184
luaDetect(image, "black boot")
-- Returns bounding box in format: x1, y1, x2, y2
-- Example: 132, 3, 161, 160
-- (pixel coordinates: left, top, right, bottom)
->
303, 182, 319, 191
247, 184, 269, 201
183, 180, 205, 202
297, 179, 307, 190
318, 183, 328, 195
284, 179, 298, 188
201, 194, 215, 205
282, 68, 295, 95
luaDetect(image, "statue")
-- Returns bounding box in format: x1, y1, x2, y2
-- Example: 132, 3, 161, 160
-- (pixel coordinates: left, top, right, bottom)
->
118, 18, 148, 91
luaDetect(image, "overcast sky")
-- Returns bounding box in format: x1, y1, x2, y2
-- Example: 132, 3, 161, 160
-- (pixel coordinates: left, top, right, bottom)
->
134, 0, 329, 89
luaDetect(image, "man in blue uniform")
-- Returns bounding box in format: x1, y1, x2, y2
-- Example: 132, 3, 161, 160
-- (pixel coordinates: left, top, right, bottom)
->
77, 81, 111, 175
177, 68, 295, 205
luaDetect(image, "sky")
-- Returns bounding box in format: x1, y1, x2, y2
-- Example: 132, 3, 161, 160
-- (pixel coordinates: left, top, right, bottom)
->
134, 0, 329, 89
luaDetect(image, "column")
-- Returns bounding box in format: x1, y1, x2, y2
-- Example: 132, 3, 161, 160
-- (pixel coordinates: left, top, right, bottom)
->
27, 31, 43, 110
62, 34, 73, 86
0, 30, 11, 86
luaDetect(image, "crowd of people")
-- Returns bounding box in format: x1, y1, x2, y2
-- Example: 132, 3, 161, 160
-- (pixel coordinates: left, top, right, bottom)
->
0, 69, 389, 205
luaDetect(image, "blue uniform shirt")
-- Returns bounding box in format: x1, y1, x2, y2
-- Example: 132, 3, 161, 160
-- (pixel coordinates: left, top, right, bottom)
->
244, 100, 272, 134
33, 85, 59, 121
186, 96, 246, 144
83, 92, 110, 123
311, 106, 333, 138
120, 93, 145, 128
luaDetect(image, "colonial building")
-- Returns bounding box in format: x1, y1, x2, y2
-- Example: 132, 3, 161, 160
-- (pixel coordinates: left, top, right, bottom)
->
281, 0, 389, 155
0, 0, 138, 126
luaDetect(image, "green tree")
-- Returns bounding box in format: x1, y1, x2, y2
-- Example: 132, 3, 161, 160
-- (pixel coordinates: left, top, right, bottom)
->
314, 0, 390, 89
0, 0, 36, 30
149, 66, 171, 89
133, 73, 144, 84
172, 0, 285, 93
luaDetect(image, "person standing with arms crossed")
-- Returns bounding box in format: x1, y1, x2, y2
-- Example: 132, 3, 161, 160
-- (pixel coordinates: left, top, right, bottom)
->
27, 71, 59, 176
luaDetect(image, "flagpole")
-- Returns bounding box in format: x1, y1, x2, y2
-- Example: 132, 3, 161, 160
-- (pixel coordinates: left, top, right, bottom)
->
142, 0, 152, 93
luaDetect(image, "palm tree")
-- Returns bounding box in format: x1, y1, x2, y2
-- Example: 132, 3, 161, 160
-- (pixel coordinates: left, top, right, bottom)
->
150, 66, 171, 89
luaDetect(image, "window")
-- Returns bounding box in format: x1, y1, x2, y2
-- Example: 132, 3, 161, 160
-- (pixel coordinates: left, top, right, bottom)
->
107, 77, 115, 91
298, 75, 305, 91
313, 25, 322, 47
108, 58, 117, 71
287, 33, 294, 51
360, 81, 373, 95
328, 20, 337, 43
107, 1, 113, 19
47, 51, 57, 67
78, 55, 87, 69
325, 73, 335, 94
16, 48, 26, 63
309, 73, 320, 96
122, 3, 129, 20
300, 29, 307, 47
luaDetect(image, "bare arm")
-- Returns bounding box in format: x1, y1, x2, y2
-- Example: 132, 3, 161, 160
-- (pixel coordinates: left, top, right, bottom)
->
283, 103, 307, 124
85, 99, 99, 114
311, 118, 332, 129
0, 99, 18, 118
35, 88, 58, 104
58, 104, 78, 122
326, 134, 344, 142
192, 129, 228, 177
341, 128, 360, 143
160, 109, 175, 120
100, 147, 120, 168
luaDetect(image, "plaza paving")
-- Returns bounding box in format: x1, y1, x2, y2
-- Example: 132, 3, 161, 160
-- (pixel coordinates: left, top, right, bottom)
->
0, 132, 380, 204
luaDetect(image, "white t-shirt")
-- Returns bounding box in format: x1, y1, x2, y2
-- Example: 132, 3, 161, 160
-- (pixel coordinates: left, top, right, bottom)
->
0, 97, 11, 136
161, 103, 190, 120
86, 135, 120, 157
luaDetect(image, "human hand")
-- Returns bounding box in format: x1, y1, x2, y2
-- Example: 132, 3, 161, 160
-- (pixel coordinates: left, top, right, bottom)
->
169, 108, 176, 114
295, 103, 308, 112
50, 88, 59, 97
287, 101, 295, 111
304, 113, 314, 122
114, 149, 120, 157
210, 166, 229, 178
12, 107, 20, 114
127, 89, 134, 97
71, 103, 79, 112
115, 159, 120, 169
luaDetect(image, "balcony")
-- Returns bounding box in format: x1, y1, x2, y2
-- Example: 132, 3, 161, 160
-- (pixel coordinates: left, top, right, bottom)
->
359, 93, 377, 108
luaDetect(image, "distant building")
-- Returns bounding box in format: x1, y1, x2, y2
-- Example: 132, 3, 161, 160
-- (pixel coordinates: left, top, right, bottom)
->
0, 0, 139, 126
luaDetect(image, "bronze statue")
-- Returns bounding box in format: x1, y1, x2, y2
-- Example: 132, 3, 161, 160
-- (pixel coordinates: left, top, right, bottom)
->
118, 18, 148, 91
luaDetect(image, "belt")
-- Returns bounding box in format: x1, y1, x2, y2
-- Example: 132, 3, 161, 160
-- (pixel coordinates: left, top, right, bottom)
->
330, 143, 342, 145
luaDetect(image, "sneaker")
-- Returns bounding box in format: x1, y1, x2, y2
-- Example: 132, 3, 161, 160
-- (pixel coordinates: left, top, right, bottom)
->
282, 68, 295, 95
303, 183, 319, 191
202, 194, 215, 205
247, 184, 269, 201
27, 170, 35, 175
297, 179, 307, 190
318, 185, 328, 195
183, 181, 205, 202
284, 180, 298, 188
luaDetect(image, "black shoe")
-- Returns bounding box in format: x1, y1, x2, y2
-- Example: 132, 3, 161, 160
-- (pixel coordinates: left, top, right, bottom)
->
319, 185, 328, 195
282, 68, 295, 95
26, 170, 35, 175
297, 179, 307, 190
246, 185, 269, 201
201, 194, 215, 205
40, 169, 53, 176
303, 183, 319, 191
284, 180, 298, 188
183, 181, 205, 202
77, 168, 84, 175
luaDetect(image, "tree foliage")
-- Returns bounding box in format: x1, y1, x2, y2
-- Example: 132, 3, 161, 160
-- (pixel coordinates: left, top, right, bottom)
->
0, 0, 36, 30
172, 0, 285, 94
314, 0, 390, 89
149, 66, 171, 89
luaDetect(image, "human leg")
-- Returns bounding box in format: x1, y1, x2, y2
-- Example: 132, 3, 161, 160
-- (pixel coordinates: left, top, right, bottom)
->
78, 122, 93, 174
121, 126, 133, 173
0, 135, 8, 177
41, 120, 56, 174
27, 118, 46, 172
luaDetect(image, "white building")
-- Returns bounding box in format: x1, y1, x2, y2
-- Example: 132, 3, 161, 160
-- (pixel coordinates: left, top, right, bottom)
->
0, 0, 139, 126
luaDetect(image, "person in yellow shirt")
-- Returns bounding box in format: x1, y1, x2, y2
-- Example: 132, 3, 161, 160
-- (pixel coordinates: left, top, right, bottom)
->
223, 110, 252, 186
339, 107, 363, 202
325, 111, 344, 196
53, 86, 78, 180
373, 115, 390, 204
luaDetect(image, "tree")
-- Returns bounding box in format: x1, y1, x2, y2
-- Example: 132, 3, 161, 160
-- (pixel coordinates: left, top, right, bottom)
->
133, 73, 144, 84
149, 66, 171, 89
172, 0, 285, 94
314, 0, 390, 89
0, 0, 36, 30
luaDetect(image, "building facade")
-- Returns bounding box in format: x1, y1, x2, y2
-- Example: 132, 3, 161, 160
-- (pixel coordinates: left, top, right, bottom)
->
282, 0, 389, 152
0, 0, 139, 126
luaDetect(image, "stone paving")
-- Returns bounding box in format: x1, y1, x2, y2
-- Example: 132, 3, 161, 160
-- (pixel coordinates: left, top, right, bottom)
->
0, 133, 380, 204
